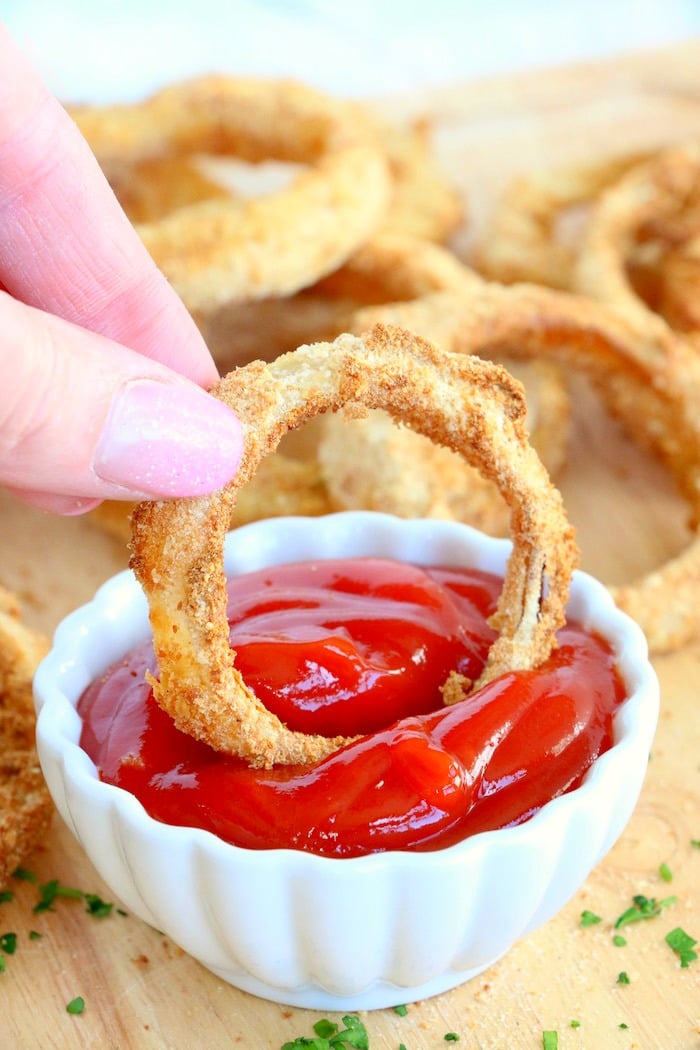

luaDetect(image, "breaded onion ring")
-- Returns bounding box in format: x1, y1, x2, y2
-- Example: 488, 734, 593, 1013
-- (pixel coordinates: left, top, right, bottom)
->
107, 153, 233, 224
130, 325, 577, 769
377, 117, 464, 244
73, 76, 391, 311
575, 143, 700, 339
475, 152, 651, 290
349, 285, 700, 651
0, 588, 52, 888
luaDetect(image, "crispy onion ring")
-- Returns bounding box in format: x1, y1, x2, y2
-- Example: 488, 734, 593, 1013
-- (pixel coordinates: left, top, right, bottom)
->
575, 143, 700, 339
0, 587, 52, 888
475, 152, 652, 290
73, 76, 391, 311
130, 325, 577, 769
107, 153, 233, 224
349, 285, 700, 651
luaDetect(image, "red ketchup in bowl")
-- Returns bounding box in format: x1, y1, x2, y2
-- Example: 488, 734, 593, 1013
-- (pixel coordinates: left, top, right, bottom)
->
78, 557, 625, 857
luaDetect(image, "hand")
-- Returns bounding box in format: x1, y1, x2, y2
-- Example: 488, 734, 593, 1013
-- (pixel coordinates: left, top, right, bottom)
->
0, 24, 243, 515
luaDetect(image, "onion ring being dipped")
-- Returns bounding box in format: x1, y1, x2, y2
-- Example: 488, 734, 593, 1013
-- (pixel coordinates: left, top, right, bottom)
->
130, 325, 577, 769
349, 285, 700, 652
73, 76, 392, 312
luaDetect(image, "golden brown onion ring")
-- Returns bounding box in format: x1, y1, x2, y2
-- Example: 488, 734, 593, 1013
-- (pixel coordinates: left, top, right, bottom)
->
0, 588, 52, 889
73, 76, 391, 311
575, 143, 700, 339
130, 325, 577, 769
107, 153, 234, 224
475, 152, 652, 289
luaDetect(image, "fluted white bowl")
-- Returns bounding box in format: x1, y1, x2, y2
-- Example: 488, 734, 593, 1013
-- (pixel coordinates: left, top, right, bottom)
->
34, 512, 659, 1010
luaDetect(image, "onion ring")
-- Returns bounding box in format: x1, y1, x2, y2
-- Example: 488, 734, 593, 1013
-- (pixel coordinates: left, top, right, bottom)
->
349, 285, 700, 651
130, 325, 577, 769
475, 152, 653, 290
575, 143, 700, 339
107, 153, 233, 224
73, 76, 392, 311
377, 117, 464, 243
0, 588, 52, 888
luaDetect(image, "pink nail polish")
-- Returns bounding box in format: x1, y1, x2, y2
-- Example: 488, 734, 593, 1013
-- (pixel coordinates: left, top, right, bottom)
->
94, 379, 243, 498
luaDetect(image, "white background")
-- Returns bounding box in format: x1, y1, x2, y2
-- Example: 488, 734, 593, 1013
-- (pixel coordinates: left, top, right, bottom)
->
3, 0, 700, 103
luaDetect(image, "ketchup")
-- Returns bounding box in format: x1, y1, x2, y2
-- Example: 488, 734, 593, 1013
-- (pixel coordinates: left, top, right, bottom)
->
78, 557, 625, 857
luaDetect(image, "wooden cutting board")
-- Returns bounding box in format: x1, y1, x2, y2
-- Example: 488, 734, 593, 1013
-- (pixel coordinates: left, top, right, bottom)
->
2, 39, 700, 1050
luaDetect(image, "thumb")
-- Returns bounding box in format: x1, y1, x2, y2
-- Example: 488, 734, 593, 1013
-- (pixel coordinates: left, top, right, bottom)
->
0, 292, 244, 514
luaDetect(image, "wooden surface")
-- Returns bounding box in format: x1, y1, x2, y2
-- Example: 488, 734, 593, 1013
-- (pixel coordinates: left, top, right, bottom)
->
2, 40, 700, 1050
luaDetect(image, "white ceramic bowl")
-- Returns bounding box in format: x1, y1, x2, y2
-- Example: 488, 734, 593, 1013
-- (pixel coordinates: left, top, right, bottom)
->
34, 512, 659, 1011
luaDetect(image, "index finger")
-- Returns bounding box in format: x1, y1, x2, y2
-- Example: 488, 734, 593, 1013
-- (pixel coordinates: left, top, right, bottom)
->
0, 23, 218, 387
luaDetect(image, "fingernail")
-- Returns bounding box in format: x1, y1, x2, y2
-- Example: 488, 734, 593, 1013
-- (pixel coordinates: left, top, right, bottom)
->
94, 379, 243, 498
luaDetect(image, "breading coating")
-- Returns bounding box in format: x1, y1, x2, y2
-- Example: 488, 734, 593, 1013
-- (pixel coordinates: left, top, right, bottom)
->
0, 587, 51, 889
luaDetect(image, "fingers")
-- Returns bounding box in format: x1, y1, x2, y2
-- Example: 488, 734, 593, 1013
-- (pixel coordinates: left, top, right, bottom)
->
0, 292, 243, 509
0, 24, 218, 387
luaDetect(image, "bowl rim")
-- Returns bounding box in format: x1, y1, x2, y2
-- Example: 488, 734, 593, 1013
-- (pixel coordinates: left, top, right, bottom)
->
34, 510, 660, 872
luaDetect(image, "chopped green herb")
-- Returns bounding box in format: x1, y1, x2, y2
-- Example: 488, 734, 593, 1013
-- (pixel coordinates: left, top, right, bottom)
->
12, 866, 37, 883
0, 954, 5, 973
691, 839, 700, 849
570, 1020, 581, 1029
399, 1045, 407, 1050
281, 1014, 369, 1050
612, 934, 627, 947
0, 932, 17, 954
32, 879, 83, 914
659, 862, 673, 883
542, 1033, 558, 1050
313, 1020, 338, 1039
28, 930, 42, 941
394, 1004, 408, 1016
665, 927, 698, 967
580, 909, 602, 927
617, 971, 631, 985
66, 996, 85, 1015
0, 891, 13, 904
29, 878, 114, 918
444, 1036, 460, 1043
619, 1023, 629, 1030
84, 894, 113, 919
614, 894, 676, 929
116, 907, 128, 917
